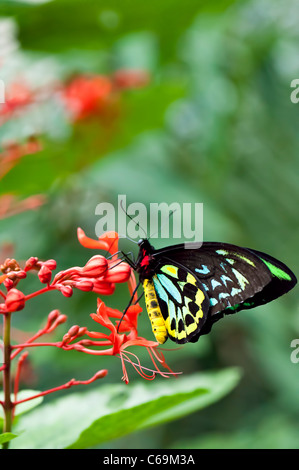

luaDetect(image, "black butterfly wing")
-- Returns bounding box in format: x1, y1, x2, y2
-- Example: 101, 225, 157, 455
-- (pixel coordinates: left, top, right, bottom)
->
244, 248, 297, 303
154, 242, 297, 339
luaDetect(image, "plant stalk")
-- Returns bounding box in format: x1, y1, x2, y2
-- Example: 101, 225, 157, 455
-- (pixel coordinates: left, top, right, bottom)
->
2, 312, 13, 449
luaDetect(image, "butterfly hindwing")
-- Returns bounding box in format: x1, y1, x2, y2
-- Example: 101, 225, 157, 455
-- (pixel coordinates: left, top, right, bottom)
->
151, 263, 210, 344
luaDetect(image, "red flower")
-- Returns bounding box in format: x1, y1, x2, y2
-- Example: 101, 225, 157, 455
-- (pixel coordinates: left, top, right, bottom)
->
63, 75, 113, 120
84, 298, 176, 384
77, 227, 134, 292
77, 227, 120, 257
75, 229, 177, 382
51, 250, 130, 297
0, 229, 175, 384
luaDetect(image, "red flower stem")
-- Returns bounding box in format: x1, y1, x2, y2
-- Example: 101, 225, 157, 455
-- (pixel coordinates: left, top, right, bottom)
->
2, 312, 13, 449
72, 345, 114, 355
13, 370, 108, 405
83, 340, 112, 346
24, 285, 54, 301
9, 315, 65, 361
10, 335, 52, 362
13, 352, 29, 418
9, 340, 116, 361
11, 341, 61, 349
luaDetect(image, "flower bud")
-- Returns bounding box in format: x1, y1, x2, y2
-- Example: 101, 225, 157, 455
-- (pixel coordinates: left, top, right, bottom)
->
78, 327, 87, 337
74, 280, 94, 292
47, 314, 67, 334
59, 285, 73, 297
92, 281, 115, 295
46, 313, 67, 334
82, 255, 108, 277
47, 309, 60, 323
55, 314, 68, 326
38, 265, 52, 284
68, 325, 80, 337
52, 267, 81, 284
94, 369, 108, 379
6, 270, 27, 282
5, 288, 26, 312
105, 262, 131, 283
4, 258, 19, 271
25, 257, 39, 270
62, 325, 79, 343
43, 259, 57, 270
3, 278, 14, 289
15, 270, 27, 279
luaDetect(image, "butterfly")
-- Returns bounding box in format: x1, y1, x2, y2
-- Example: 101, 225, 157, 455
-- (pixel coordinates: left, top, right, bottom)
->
124, 239, 297, 344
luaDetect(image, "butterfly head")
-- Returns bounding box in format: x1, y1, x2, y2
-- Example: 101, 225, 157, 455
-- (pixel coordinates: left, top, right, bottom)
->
137, 238, 155, 252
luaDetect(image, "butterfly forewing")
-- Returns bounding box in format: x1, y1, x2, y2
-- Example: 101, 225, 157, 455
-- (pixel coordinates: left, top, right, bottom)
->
246, 248, 297, 301
160, 243, 274, 316
156, 242, 297, 337
152, 264, 210, 344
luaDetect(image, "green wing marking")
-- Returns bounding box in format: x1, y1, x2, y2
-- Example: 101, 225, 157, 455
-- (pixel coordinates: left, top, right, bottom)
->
259, 258, 292, 281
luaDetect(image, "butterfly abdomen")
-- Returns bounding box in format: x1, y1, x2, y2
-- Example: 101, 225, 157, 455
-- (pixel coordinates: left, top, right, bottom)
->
143, 279, 168, 344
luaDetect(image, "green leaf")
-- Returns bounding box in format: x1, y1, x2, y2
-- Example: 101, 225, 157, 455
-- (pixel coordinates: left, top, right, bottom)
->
0, 432, 18, 445
3, 0, 237, 58
12, 368, 240, 449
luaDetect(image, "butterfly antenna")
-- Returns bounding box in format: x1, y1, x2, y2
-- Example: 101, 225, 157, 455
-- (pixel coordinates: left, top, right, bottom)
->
118, 233, 139, 245
120, 199, 147, 239
148, 209, 177, 241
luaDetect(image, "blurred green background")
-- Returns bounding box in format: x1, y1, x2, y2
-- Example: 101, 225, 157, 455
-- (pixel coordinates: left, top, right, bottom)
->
1, 0, 299, 449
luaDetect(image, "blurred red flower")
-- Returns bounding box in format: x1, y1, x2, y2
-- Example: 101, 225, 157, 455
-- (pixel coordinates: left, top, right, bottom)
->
63, 75, 113, 120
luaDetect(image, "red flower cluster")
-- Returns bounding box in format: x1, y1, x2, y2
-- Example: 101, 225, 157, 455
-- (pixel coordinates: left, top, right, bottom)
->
0, 237, 131, 314
62, 70, 150, 121
73, 229, 175, 383
0, 229, 176, 445
0, 229, 175, 384
0, 70, 150, 224
63, 75, 113, 121
81, 298, 173, 384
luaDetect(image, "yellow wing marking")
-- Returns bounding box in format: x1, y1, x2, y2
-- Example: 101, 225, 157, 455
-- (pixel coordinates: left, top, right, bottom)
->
161, 265, 178, 276
165, 272, 206, 342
